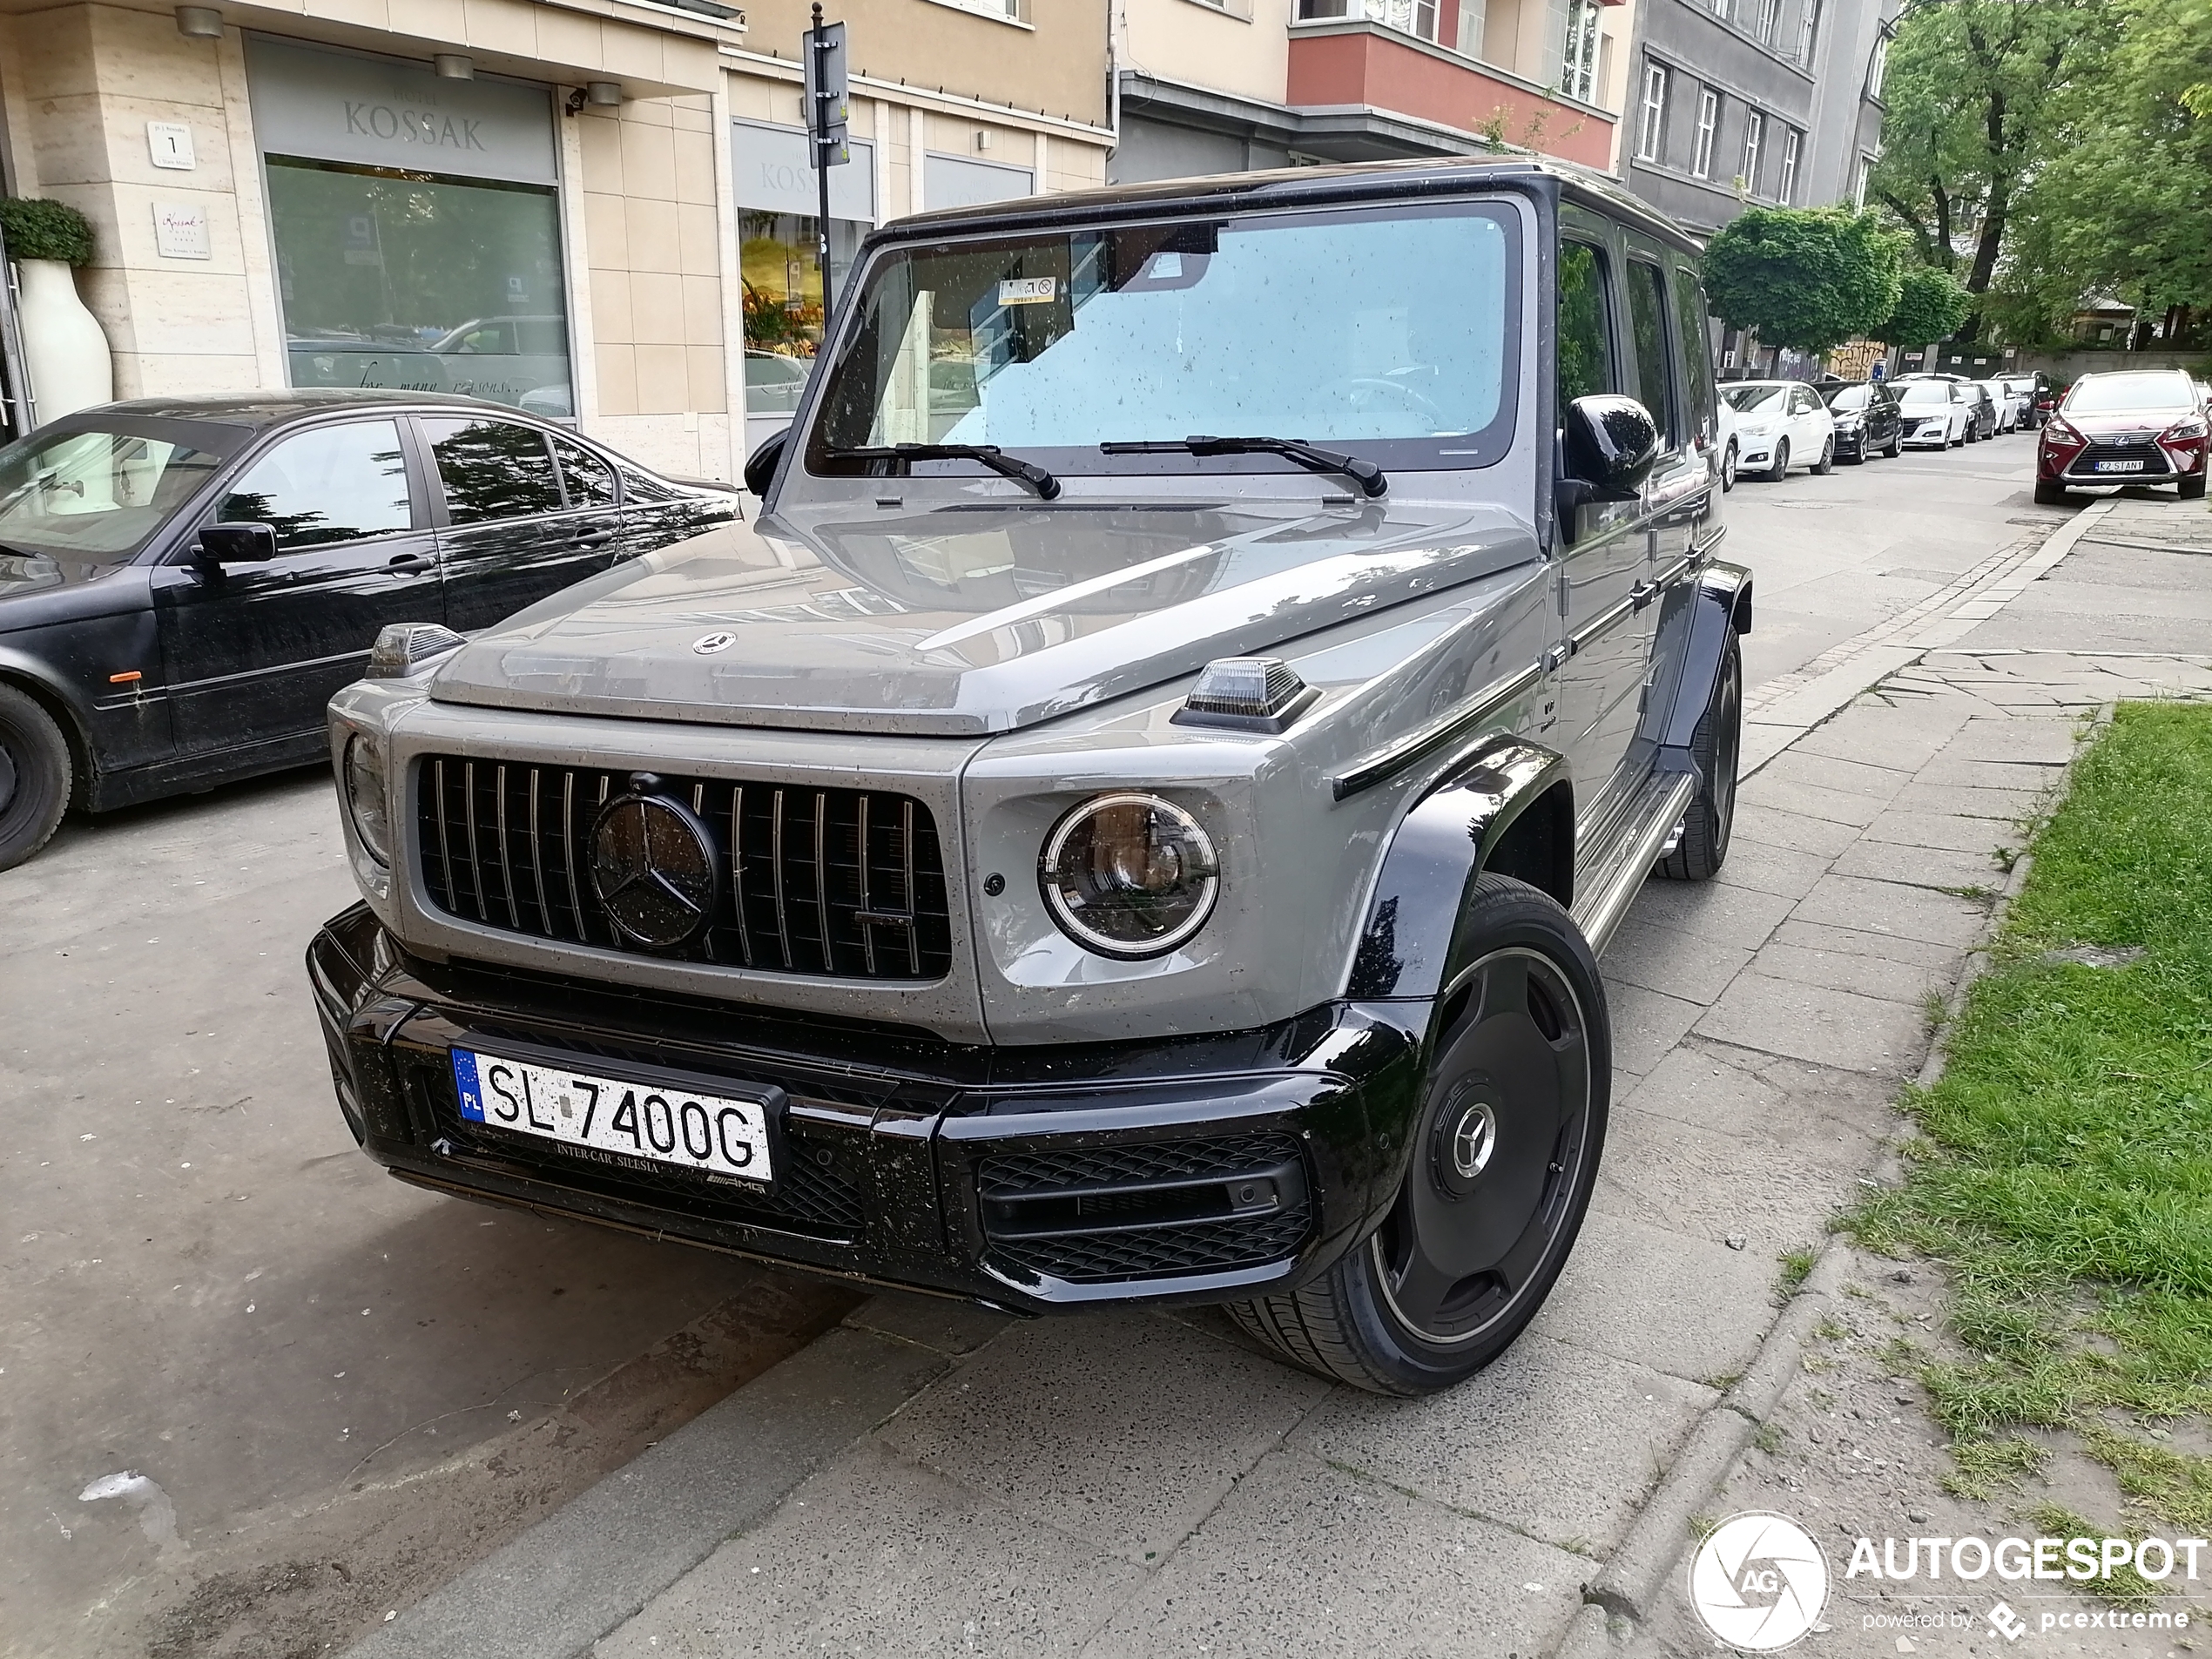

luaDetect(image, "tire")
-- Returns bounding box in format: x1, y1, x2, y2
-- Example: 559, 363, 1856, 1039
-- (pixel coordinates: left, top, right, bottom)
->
2034, 478, 2069, 505
1228, 875, 1608, 1397
1812, 436, 1835, 475
1721, 442, 1737, 493
1764, 438, 1790, 482
2181, 474, 2207, 501
1656, 629, 1741, 882
0, 683, 71, 873
1885, 430, 1902, 458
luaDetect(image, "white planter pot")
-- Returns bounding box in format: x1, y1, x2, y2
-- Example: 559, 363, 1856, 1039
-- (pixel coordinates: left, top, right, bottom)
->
17, 258, 113, 425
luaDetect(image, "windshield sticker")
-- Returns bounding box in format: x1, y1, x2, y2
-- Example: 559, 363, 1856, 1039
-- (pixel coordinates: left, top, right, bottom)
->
996, 277, 1056, 307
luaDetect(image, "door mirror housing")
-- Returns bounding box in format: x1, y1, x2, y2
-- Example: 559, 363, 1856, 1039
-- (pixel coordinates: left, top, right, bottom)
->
197, 522, 278, 564
1561, 395, 1660, 502
743, 428, 790, 500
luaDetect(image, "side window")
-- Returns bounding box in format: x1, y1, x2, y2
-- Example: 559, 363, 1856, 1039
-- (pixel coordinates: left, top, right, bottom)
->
1626, 259, 1679, 449
1557, 240, 1615, 408
218, 420, 412, 552
421, 417, 563, 526
550, 435, 617, 509
1672, 267, 1718, 449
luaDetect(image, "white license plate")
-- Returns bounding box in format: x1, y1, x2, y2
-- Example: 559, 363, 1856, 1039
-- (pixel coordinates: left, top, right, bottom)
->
2094, 459, 2147, 473
452, 1048, 775, 1184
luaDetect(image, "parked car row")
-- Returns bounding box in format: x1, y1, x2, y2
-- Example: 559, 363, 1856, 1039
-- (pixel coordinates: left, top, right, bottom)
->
1714, 370, 2043, 484
0, 390, 741, 871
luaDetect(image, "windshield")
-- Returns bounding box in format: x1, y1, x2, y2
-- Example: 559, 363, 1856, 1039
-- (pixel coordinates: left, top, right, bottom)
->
1826, 386, 1871, 411
807, 203, 1521, 479
1898, 382, 1952, 408
2065, 374, 2197, 415
0, 426, 226, 558
1723, 386, 1786, 413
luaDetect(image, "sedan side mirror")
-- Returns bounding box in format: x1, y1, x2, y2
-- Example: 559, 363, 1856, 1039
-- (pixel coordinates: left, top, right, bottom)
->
743, 428, 790, 500
197, 522, 277, 564
1562, 395, 1660, 502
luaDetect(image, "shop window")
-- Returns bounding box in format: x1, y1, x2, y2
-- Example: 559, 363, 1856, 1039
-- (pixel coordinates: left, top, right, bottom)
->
741, 211, 870, 416
219, 420, 412, 550
266, 158, 572, 421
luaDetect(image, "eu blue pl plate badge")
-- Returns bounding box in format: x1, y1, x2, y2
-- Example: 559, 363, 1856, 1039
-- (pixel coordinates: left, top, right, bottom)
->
452, 1048, 775, 1184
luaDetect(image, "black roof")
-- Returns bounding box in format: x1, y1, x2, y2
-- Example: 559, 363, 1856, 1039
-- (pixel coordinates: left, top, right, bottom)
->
873, 154, 1704, 257
98, 388, 513, 429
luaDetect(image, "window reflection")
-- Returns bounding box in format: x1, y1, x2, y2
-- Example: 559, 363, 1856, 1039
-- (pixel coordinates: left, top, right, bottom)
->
421, 417, 563, 524
219, 421, 412, 550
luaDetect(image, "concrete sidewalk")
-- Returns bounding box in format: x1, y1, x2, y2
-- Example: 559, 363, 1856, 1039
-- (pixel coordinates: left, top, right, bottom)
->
342, 496, 2210, 1659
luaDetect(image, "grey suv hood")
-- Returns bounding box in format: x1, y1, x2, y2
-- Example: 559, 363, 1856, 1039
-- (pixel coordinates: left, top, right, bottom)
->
428, 500, 1537, 736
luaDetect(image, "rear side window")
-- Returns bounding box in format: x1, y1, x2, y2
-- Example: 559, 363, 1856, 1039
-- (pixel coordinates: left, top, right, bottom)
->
1557, 241, 1615, 408
1672, 269, 1717, 449
1626, 260, 1678, 448
550, 435, 617, 509
421, 417, 564, 525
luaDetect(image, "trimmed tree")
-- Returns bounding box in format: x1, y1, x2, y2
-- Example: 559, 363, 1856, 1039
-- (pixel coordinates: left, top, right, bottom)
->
1702, 207, 1903, 355
0, 197, 95, 265
1874, 263, 1974, 346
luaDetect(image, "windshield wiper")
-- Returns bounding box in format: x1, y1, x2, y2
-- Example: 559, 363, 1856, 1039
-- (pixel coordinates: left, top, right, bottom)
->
1099, 435, 1387, 499
825, 442, 1059, 500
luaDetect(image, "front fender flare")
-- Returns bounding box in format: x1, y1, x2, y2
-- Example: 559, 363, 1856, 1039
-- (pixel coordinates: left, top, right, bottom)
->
1345, 738, 1572, 1004
1656, 561, 1751, 768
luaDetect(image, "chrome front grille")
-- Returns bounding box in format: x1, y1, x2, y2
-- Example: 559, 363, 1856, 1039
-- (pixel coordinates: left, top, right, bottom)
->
413, 756, 954, 981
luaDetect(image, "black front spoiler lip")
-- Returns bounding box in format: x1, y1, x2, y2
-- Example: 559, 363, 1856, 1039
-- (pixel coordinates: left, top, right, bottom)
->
307, 905, 1430, 1314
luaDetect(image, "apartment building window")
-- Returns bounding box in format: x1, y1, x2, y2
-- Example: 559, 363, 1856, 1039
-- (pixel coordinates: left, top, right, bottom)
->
1296, 0, 1439, 40
1797, 0, 1822, 63
1869, 35, 1890, 97
1560, 0, 1602, 103
1708, 0, 1730, 21
1636, 64, 1669, 161
1459, 0, 1487, 56
1778, 128, 1801, 202
1855, 151, 1877, 207
1692, 89, 1720, 177
1754, 0, 1782, 45
1741, 111, 1764, 193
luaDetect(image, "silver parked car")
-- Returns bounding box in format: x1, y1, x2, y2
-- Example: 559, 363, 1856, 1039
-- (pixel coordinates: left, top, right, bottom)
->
308, 158, 1751, 1397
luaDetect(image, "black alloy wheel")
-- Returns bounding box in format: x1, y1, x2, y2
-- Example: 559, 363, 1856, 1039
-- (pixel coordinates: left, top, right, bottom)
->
1885, 428, 1903, 458
1764, 438, 1791, 482
0, 684, 71, 873
1229, 876, 1608, 1396
1657, 629, 1741, 882
2034, 478, 2070, 506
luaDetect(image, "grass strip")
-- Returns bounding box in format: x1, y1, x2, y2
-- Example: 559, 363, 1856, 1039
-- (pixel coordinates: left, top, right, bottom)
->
1855, 703, 2212, 1541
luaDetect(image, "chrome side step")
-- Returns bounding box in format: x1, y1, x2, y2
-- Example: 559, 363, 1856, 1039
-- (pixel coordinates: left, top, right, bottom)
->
1570, 771, 1697, 957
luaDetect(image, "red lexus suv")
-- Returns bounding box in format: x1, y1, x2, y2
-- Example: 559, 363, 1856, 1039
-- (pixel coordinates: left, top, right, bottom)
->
2037, 369, 2209, 504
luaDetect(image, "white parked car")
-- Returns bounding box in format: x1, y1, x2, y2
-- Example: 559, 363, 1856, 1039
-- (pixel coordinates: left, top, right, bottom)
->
1998, 377, 2040, 429
1721, 380, 1837, 480
1896, 377, 1971, 448
1975, 380, 2022, 433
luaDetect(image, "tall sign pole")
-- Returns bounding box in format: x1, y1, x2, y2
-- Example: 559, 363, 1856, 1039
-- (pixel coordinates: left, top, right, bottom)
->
803, 3, 849, 334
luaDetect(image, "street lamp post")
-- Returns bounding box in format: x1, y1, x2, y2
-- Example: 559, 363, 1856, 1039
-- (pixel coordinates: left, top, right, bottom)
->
804, 3, 849, 334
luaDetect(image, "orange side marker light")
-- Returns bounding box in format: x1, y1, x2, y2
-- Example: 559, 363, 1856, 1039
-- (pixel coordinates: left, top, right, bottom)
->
110, 671, 142, 684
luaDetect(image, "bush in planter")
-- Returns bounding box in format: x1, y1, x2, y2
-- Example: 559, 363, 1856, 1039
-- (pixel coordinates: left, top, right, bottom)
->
0, 198, 95, 266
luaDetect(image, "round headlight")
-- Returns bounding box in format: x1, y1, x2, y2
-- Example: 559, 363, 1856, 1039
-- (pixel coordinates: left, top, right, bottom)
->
1038, 792, 1219, 959
343, 733, 391, 867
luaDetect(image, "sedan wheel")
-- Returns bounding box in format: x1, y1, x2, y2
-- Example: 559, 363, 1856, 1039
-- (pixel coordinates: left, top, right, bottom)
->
1230, 878, 1608, 1395
1721, 442, 1738, 492
0, 684, 71, 873
1812, 435, 1836, 475
1764, 437, 1791, 482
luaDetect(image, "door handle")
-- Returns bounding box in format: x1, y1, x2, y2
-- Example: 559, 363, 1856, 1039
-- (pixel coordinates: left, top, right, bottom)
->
572, 529, 617, 549
388, 551, 432, 570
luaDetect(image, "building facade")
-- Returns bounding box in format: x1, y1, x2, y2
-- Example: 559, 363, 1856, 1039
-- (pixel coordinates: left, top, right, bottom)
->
1618, 0, 1896, 237
0, 0, 1112, 475
1109, 0, 1641, 185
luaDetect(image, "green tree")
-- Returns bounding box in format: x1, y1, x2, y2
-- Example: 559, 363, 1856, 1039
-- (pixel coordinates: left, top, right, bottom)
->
1874, 263, 1974, 346
1869, 0, 2112, 321
1702, 208, 1903, 354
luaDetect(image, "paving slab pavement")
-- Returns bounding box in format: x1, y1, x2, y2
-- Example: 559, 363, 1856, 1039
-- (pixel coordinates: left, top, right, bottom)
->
336, 494, 2212, 1659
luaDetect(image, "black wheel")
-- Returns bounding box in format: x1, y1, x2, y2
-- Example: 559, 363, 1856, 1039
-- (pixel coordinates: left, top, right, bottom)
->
1764, 438, 1790, 482
2034, 478, 2069, 506
1229, 877, 1608, 1397
1885, 430, 1903, 458
1656, 631, 1741, 881
1721, 441, 1737, 493
2181, 475, 2207, 501
1812, 436, 1835, 475
0, 684, 71, 873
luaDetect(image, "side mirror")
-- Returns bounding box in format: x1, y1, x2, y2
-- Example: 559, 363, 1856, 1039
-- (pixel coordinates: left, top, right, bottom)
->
1561, 395, 1660, 502
197, 522, 277, 563
743, 428, 790, 500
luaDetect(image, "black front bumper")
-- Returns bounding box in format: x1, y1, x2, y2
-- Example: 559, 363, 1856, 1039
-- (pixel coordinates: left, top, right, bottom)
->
307, 906, 1426, 1314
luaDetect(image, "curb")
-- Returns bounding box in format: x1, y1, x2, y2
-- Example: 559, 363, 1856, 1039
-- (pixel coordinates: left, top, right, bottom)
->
1548, 707, 2076, 1656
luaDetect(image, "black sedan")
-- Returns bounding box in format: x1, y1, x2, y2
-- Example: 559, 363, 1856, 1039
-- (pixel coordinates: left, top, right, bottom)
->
0, 391, 738, 871
1819, 381, 1904, 462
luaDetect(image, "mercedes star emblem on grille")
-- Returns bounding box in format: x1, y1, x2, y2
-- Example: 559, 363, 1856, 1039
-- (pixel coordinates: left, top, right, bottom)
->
590, 791, 722, 948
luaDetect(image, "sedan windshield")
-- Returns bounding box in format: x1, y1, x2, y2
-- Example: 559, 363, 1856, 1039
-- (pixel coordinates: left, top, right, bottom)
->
1898, 382, 1952, 408
1723, 386, 1788, 413
2066, 373, 2198, 415
1826, 387, 1871, 411
807, 203, 1521, 479
0, 426, 226, 558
